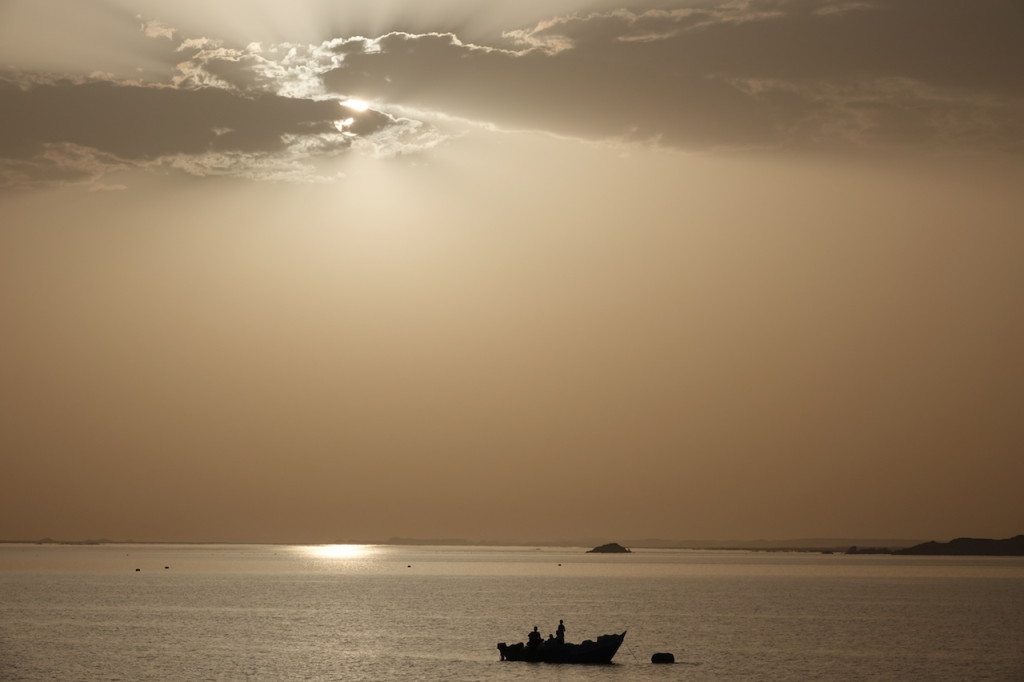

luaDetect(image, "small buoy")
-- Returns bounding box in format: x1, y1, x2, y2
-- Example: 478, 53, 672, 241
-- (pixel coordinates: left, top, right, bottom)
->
135, 568, 141, 572
651, 652, 675, 664
557, 563, 562, 566
407, 565, 412, 568
164, 566, 169, 570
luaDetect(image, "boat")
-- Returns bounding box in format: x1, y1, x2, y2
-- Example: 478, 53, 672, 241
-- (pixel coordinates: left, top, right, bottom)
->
497, 630, 627, 663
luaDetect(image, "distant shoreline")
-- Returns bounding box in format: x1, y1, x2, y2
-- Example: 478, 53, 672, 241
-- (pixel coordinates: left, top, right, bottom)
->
0, 536, 941, 553
6, 535, 1020, 555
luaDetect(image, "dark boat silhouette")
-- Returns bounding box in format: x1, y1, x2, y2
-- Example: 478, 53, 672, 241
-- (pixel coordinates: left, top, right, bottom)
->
497, 631, 626, 663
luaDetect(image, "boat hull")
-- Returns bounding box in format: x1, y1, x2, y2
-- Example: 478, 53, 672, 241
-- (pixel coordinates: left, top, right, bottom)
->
497, 631, 626, 664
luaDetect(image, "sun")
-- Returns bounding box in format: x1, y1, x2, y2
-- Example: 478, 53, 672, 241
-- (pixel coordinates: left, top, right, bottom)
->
341, 98, 370, 112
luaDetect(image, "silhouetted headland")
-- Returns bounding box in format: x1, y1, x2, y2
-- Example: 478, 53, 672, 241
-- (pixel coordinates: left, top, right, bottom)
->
895, 535, 1024, 556
846, 535, 1024, 556
587, 542, 631, 553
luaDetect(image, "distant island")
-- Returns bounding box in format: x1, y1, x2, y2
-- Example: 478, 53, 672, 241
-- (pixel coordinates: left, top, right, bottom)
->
847, 535, 1024, 556
587, 542, 631, 554
28, 537, 113, 545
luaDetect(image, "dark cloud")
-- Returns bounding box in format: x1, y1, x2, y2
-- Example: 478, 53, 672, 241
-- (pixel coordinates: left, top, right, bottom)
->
0, 75, 398, 187
322, 0, 1024, 152
0, 79, 341, 159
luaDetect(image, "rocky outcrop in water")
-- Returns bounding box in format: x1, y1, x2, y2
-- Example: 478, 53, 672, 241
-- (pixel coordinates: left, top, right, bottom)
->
587, 542, 631, 553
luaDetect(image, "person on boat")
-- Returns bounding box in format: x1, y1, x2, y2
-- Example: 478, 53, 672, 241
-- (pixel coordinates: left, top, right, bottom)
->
556, 619, 565, 644
527, 626, 542, 648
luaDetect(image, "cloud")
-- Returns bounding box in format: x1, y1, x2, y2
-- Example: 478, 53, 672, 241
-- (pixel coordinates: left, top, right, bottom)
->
0, 70, 410, 189
0, 22, 441, 189
4, 0, 1021, 189
730, 76, 1024, 152
139, 17, 176, 41
321, 0, 1024, 153
811, 2, 875, 17
171, 37, 362, 98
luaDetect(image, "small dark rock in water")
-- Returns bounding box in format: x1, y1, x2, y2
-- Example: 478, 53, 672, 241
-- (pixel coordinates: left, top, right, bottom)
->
135, 568, 140, 572
651, 652, 675, 664
587, 542, 631, 554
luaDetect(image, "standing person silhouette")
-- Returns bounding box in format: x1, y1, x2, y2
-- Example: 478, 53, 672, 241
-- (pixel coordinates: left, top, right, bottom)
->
556, 619, 565, 644
527, 626, 542, 648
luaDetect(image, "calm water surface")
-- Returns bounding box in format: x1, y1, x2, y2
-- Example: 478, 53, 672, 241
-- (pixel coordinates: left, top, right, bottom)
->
1, 544, 1022, 681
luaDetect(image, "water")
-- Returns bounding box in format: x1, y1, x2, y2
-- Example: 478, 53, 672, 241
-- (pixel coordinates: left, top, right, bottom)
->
1, 544, 1022, 681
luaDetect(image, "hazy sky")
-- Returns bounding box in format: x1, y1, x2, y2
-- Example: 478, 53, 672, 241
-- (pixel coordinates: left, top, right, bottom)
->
1, 0, 1022, 544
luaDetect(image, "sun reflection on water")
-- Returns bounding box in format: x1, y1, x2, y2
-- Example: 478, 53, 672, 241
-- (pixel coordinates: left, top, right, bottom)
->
304, 544, 377, 560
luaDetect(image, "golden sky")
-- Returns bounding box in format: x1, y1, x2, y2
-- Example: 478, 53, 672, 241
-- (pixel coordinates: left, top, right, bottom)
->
1, 0, 1022, 544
